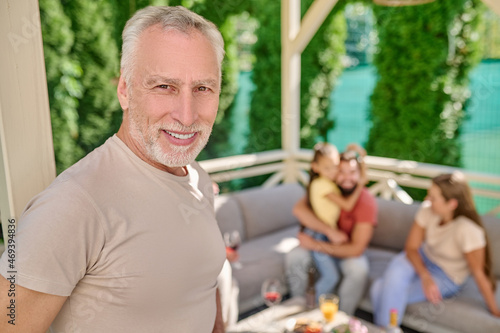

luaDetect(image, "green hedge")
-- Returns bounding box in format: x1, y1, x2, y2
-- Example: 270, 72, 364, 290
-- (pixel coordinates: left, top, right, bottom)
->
41, 0, 121, 174
367, 0, 484, 167
246, 0, 349, 153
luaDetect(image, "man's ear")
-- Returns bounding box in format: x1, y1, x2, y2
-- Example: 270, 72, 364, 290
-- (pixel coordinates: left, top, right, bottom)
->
448, 198, 458, 211
117, 74, 129, 111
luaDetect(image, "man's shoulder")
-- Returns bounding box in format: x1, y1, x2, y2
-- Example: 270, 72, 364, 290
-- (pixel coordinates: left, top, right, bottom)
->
23, 138, 117, 210
58, 135, 138, 189
352, 188, 377, 225
31, 136, 123, 208
359, 188, 377, 207
58, 136, 117, 176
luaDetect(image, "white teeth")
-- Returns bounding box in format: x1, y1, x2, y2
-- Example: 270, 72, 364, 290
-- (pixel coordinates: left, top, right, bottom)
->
165, 130, 195, 140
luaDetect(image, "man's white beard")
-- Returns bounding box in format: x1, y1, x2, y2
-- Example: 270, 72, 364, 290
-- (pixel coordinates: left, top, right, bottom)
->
147, 125, 211, 167
128, 106, 212, 168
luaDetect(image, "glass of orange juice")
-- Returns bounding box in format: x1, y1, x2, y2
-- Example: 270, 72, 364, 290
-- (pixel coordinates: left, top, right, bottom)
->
319, 293, 339, 323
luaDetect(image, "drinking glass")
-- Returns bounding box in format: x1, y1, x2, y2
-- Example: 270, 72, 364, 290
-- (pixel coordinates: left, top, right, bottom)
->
319, 293, 339, 323
224, 230, 242, 269
261, 278, 283, 307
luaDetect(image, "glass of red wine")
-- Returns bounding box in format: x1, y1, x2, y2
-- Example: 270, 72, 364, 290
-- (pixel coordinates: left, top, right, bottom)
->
261, 278, 283, 308
224, 230, 242, 269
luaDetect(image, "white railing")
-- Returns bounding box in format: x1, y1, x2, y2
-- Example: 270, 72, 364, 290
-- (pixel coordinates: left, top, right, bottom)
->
199, 149, 500, 216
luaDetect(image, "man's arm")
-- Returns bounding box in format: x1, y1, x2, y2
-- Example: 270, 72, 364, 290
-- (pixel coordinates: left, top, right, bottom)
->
212, 288, 225, 333
0, 275, 67, 333
293, 196, 348, 244
298, 222, 374, 258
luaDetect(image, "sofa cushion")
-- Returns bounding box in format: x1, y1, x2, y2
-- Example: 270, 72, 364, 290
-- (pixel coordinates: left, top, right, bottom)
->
233, 225, 300, 312
362, 245, 500, 332
370, 198, 420, 252
214, 194, 247, 241
234, 183, 305, 240
362, 249, 500, 332
402, 278, 500, 333
365, 247, 397, 282
483, 215, 500, 277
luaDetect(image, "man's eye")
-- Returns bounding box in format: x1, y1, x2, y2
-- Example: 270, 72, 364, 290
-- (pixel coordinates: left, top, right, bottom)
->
198, 86, 209, 92
158, 85, 170, 89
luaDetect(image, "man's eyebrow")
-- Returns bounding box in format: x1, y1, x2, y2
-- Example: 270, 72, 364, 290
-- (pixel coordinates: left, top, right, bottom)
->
193, 79, 219, 87
144, 76, 218, 88
144, 76, 182, 86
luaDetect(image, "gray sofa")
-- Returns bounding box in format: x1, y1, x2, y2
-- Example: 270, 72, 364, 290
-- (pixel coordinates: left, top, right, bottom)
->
214, 183, 500, 332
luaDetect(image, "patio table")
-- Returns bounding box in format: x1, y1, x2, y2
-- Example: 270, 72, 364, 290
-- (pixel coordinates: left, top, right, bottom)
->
227, 296, 384, 333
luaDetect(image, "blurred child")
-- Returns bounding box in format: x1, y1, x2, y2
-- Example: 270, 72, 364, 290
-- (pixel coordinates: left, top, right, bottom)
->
307, 143, 366, 235
306, 142, 367, 299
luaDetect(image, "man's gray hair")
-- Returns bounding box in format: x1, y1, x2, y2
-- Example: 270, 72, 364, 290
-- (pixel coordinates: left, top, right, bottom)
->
121, 6, 225, 86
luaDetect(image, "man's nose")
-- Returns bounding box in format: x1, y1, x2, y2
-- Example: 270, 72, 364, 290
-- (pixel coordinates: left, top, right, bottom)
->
171, 91, 198, 127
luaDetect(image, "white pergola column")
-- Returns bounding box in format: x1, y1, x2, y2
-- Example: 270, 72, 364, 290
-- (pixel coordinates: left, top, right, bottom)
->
281, 0, 301, 183
0, 0, 56, 241
281, 0, 339, 183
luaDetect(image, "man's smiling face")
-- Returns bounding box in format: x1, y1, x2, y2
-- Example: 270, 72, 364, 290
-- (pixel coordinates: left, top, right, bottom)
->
336, 159, 361, 195
117, 25, 220, 171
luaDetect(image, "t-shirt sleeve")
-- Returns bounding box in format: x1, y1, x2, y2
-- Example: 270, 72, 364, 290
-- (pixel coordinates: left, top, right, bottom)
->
353, 190, 377, 226
457, 219, 486, 253
415, 201, 433, 228
0, 179, 105, 296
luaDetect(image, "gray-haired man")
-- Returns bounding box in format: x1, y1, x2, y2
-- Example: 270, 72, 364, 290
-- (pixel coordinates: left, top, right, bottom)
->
0, 6, 226, 333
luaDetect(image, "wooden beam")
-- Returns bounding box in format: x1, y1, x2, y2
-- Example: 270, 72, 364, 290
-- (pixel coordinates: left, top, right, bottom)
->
0, 0, 56, 241
281, 0, 339, 183
281, 0, 302, 182
291, 0, 339, 54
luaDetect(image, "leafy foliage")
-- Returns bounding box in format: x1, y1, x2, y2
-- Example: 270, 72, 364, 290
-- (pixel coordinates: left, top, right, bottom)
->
244, 0, 282, 153
481, 9, 500, 59
367, 0, 484, 167
40, 0, 83, 173
40, 0, 121, 173
61, 0, 122, 153
246, 0, 348, 154
301, 6, 347, 147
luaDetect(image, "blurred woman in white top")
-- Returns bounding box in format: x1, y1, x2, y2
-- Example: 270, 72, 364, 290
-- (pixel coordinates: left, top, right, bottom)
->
370, 172, 500, 327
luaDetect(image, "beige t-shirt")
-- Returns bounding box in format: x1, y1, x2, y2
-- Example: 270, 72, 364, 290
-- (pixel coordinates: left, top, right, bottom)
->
0, 135, 226, 332
416, 201, 486, 285
310, 176, 341, 228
